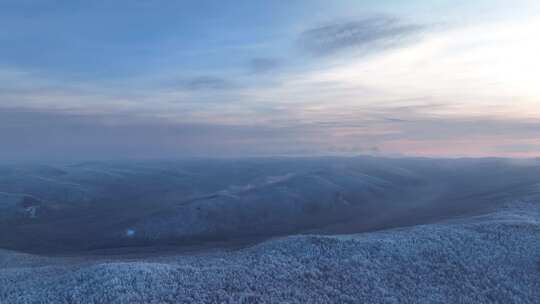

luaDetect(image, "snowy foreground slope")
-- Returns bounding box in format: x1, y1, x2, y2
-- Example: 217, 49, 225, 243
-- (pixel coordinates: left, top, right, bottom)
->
1, 201, 539, 304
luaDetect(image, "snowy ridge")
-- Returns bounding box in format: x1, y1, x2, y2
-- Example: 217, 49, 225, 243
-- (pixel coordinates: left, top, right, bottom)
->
1, 201, 539, 303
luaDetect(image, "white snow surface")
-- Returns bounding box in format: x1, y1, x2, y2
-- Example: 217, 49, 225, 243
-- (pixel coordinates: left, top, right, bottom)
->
1, 201, 539, 304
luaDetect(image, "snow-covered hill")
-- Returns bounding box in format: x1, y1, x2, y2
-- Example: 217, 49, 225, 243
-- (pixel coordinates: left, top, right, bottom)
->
1, 157, 540, 253
1, 200, 539, 303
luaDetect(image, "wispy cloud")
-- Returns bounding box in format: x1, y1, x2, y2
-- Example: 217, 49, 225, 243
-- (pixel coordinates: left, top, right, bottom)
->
180, 76, 235, 91
248, 57, 282, 74
298, 16, 425, 56
1, 2, 539, 159
3, 101, 540, 160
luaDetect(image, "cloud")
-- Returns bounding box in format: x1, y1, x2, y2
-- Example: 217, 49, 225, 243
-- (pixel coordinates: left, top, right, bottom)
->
2, 104, 540, 161
248, 58, 282, 74
496, 144, 540, 153
298, 16, 424, 56
0, 108, 331, 160
181, 76, 234, 91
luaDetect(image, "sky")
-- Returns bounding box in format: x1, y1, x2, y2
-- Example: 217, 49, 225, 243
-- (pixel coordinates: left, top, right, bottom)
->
1, 0, 539, 160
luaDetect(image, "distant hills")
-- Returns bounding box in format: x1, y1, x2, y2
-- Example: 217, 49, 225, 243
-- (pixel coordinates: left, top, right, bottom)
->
1, 157, 539, 254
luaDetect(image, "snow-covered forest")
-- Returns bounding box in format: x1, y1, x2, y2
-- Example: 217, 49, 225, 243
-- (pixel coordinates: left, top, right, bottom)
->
1, 157, 540, 303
